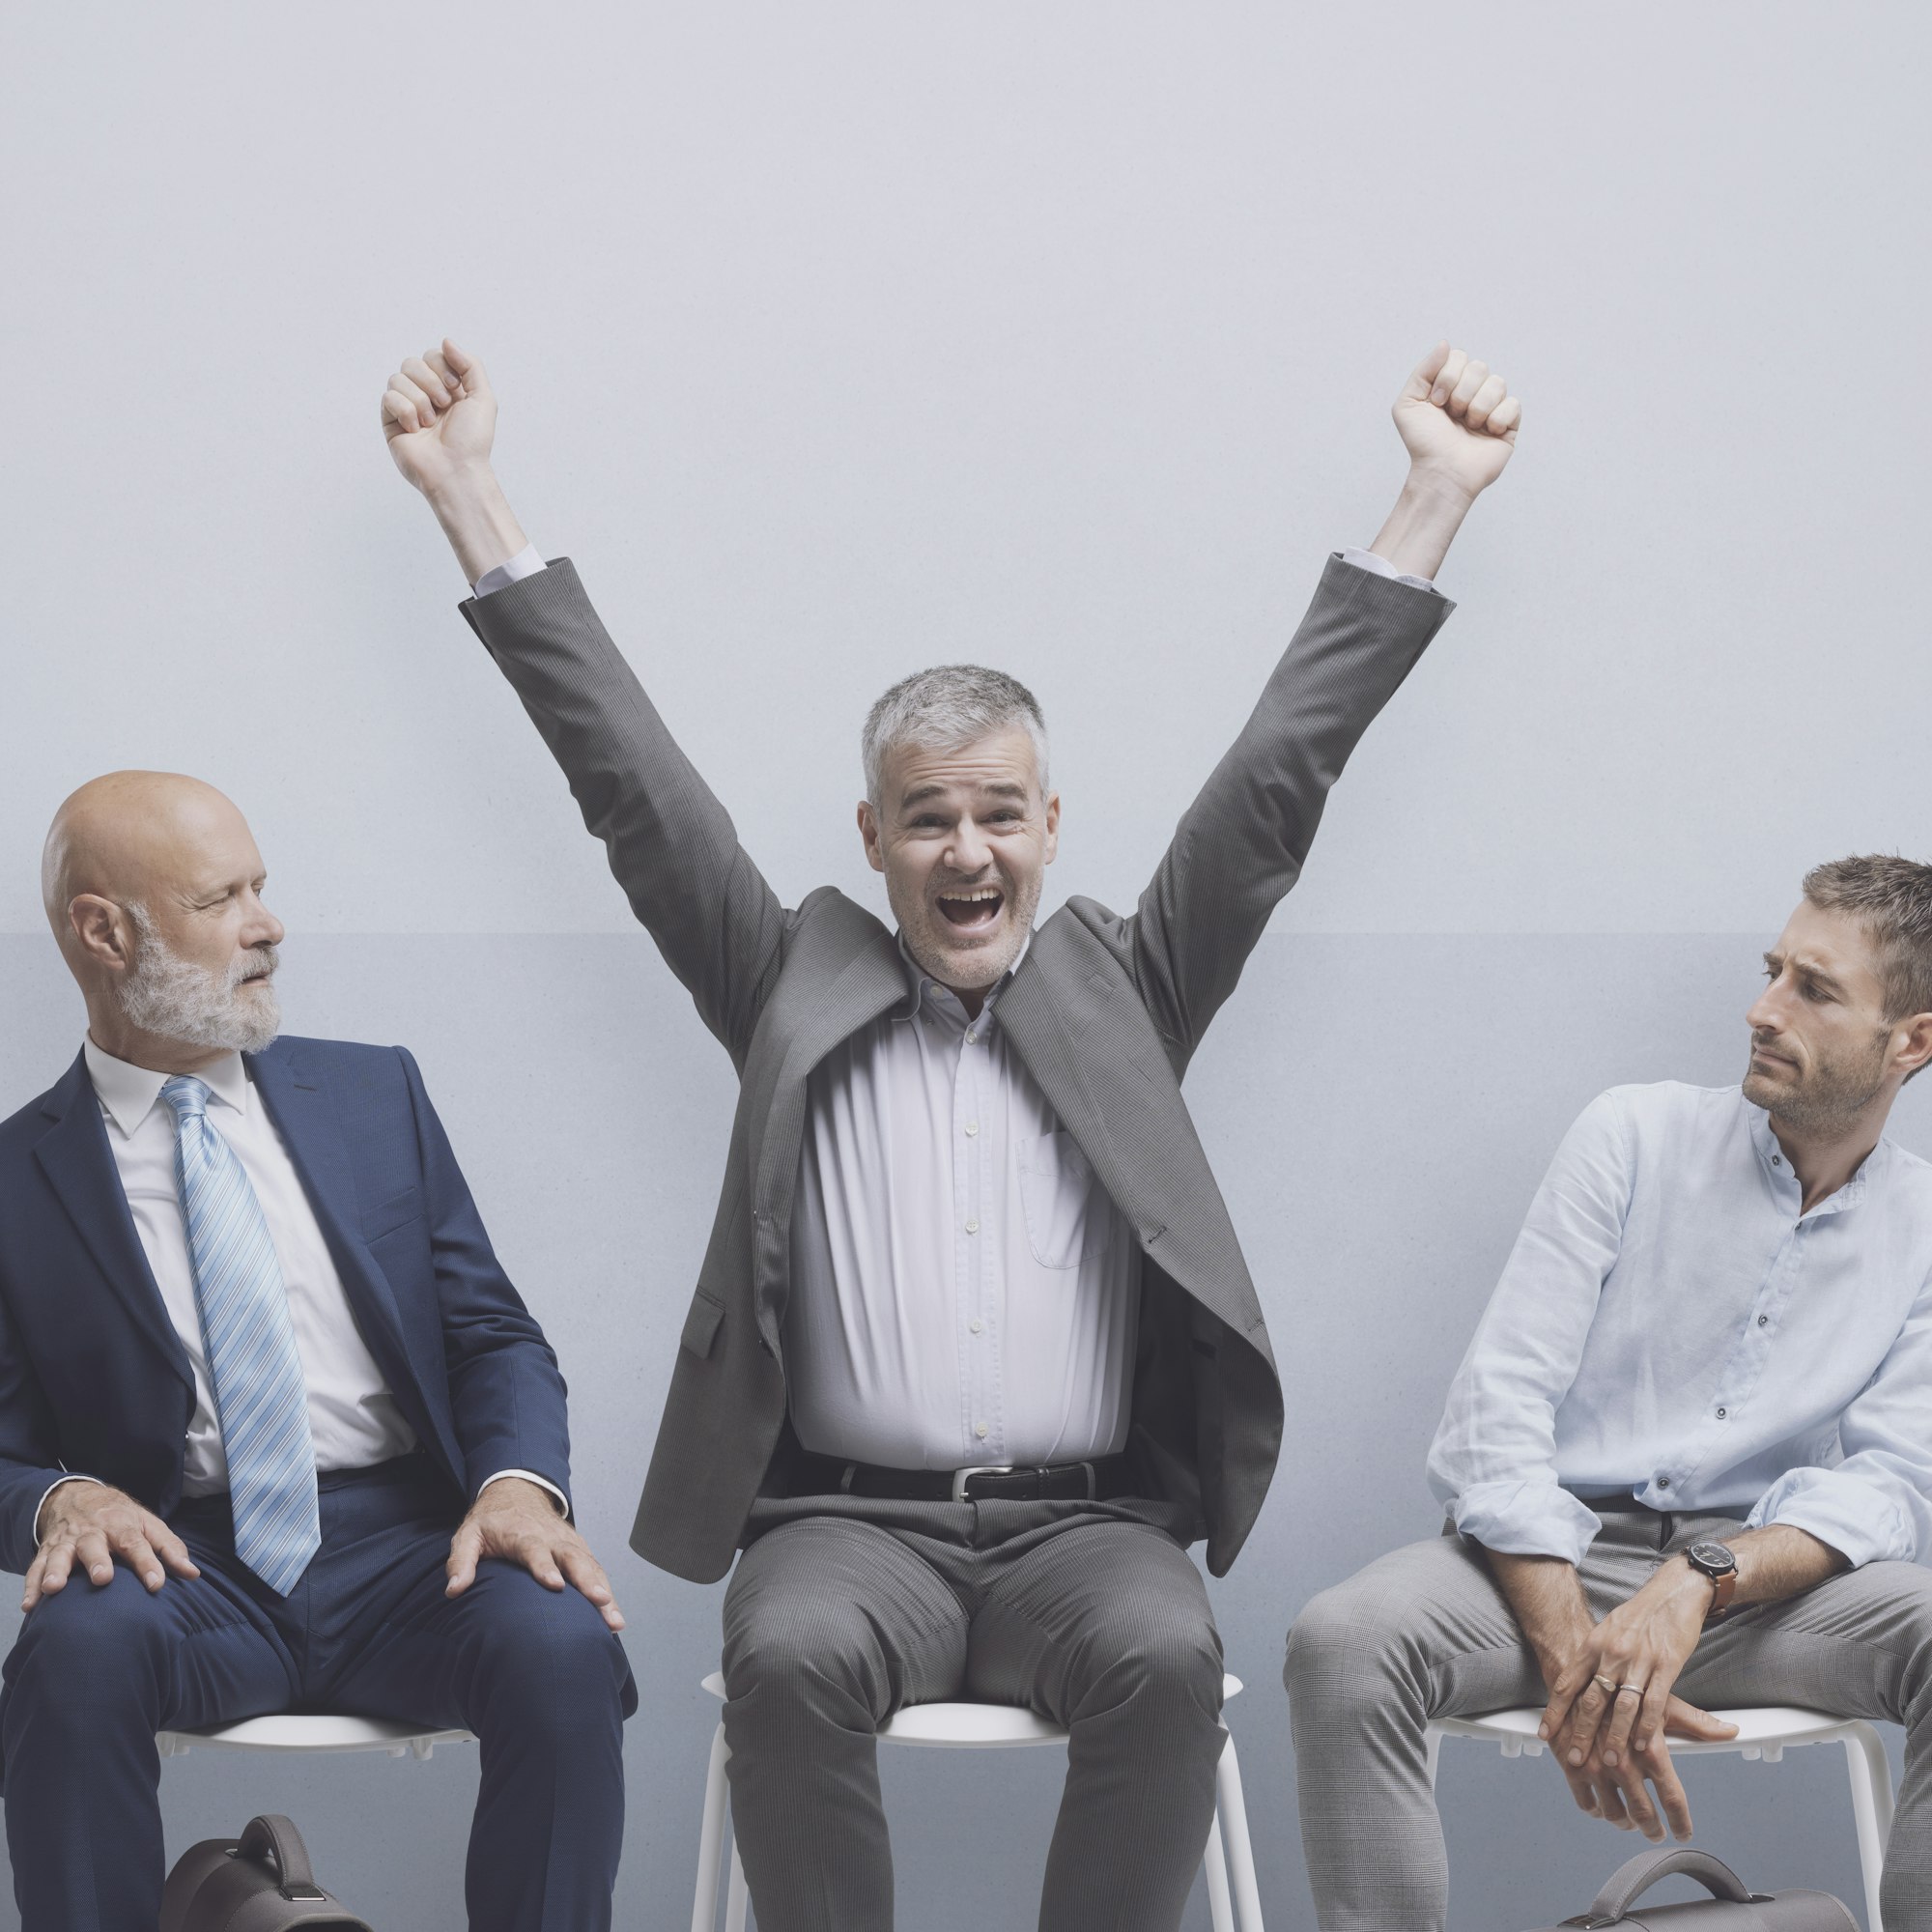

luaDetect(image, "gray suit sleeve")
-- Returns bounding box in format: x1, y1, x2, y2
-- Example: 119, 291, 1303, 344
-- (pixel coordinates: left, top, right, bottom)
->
1131, 554, 1454, 1053
460, 559, 786, 1065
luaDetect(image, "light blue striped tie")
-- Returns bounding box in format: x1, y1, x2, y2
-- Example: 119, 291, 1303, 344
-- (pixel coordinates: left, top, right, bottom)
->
161, 1076, 321, 1596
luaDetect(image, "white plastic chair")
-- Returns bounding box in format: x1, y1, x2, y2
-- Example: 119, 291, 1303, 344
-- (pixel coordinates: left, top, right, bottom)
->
691, 1669, 1264, 1932
1427, 1705, 1895, 1932
157, 1713, 476, 1762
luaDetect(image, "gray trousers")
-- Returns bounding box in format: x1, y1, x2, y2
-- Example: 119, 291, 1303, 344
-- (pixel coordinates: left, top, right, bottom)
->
720, 1494, 1225, 1932
1283, 1511, 1932, 1932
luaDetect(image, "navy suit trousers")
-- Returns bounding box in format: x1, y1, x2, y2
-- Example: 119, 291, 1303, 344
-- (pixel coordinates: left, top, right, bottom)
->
0, 1454, 636, 1931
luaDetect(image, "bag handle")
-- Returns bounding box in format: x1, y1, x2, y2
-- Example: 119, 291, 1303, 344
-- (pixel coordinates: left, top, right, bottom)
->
236, 1815, 327, 1901
1575, 1849, 1756, 1924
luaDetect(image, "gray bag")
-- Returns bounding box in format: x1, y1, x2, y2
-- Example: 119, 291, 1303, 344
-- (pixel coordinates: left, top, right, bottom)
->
160, 1814, 373, 1931
1532, 1849, 1857, 1931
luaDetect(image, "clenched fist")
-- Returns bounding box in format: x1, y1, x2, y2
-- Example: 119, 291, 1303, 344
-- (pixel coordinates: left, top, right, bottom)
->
1394, 342, 1522, 499
382, 338, 498, 497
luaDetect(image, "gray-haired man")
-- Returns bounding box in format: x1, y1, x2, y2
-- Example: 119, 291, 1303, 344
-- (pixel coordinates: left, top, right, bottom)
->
380, 336, 1520, 1931
1287, 857, 1932, 1932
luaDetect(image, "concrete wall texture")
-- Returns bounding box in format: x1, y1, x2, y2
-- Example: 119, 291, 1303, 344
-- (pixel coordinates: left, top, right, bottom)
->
4, 3, 1928, 1925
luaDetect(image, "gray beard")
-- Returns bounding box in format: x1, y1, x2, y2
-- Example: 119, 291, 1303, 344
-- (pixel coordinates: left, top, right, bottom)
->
120, 907, 282, 1055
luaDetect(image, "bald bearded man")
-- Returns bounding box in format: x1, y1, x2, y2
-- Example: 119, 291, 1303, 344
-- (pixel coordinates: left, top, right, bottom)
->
0, 773, 636, 1932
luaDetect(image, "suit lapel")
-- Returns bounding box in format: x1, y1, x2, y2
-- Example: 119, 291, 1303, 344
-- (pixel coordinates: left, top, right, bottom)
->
32, 1053, 194, 1394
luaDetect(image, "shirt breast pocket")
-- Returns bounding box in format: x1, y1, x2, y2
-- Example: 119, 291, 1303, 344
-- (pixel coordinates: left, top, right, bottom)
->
1016, 1132, 1100, 1270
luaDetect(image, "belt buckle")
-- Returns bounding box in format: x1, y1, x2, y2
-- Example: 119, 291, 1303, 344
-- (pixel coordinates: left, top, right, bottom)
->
951, 1463, 1015, 1502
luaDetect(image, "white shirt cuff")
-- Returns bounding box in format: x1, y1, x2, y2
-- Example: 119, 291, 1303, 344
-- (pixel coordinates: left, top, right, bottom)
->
1338, 545, 1436, 593
478, 1467, 571, 1519
34, 1473, 102, 1543
472, 544, 548, 599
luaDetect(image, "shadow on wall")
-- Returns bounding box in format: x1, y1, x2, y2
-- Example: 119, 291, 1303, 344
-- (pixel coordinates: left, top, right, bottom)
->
0, 929, 1922, 1931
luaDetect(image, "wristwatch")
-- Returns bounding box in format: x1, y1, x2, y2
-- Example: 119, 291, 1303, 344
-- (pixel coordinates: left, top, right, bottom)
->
1685, 1539, 1740, 1618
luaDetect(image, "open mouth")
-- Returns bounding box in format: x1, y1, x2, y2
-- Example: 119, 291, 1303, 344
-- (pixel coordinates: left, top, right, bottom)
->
936, 885, 1005, 931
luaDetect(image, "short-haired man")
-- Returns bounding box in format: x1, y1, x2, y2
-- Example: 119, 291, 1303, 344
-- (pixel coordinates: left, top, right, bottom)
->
1286, 856, 1932, 1932
381, 336, 1521, 1931
0, 772, 636, 1931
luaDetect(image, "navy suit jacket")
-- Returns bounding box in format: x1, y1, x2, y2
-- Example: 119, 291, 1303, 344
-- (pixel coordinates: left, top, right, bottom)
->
0, 1036, 572, 1575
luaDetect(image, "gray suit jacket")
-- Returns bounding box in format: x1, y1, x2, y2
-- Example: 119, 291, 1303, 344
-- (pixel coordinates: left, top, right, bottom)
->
461, 555, 1452, 1583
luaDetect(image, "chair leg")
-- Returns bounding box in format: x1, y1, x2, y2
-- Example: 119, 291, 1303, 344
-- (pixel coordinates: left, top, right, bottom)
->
1841, 1725, 1895, 1932
724, 1837, 750, 1932
1214, 1729, 1266, 1932
692, 1720, 731, 1932
1203, 1806, 1235, 1932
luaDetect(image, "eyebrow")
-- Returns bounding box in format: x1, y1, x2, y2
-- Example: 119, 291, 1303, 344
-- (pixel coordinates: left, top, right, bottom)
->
1764, 950, 1849, 998
897, 781, 1031, 810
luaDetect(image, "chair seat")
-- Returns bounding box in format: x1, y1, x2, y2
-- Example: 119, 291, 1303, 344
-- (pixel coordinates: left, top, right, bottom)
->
156, 1713, 475, 1756
1435, 1704, 1870, 1759
697, 1670, 1243, 1749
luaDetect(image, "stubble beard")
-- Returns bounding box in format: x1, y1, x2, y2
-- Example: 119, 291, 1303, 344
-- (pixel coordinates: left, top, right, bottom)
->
899, 866, 1044, 993
1744, 1030, 1891, 1135
119, 906, 283, 1055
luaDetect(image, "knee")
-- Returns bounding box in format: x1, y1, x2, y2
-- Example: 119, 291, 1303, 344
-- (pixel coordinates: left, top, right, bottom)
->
462, 1568, 631, 1722
6, 1574, 169, 1716
1080, 1597, 1224, 1720
722, 1588, 885, 1720
1285, 1574, 1408, 1707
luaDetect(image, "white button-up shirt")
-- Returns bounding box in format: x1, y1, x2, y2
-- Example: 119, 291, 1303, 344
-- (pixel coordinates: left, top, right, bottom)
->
1428, 1081, 1932, 1569
784, 941, 1140, 1469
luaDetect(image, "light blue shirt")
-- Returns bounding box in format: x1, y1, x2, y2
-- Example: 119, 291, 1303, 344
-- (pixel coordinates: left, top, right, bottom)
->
1428, 1082, 1932, 1569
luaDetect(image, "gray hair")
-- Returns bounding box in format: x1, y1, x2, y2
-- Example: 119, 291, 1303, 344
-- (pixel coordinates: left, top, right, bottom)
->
862, 665, 1050, 809
1803, 854, 1932, 1029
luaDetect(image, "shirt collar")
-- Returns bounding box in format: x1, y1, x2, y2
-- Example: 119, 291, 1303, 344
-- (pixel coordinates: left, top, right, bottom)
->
896, 929, 1034, 1029
82, 1038, 250, 1138
1744, 1091, 1889, 1217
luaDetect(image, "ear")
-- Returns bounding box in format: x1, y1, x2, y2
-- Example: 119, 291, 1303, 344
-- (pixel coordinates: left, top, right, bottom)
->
1041, 790, 1061, 866
69, 895, 136, 974
1894, 1009, 1932, 1080
857, 800, 886, 875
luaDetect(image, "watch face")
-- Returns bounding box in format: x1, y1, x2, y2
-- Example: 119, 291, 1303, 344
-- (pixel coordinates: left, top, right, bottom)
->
1688, 1540, 1738, 1576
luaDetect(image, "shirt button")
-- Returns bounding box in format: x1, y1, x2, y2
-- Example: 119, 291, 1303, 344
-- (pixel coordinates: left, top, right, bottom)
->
1716, 1406, 1727, 1419
970, 1319, 983, 1334
1772, 1155, 1782, 1166
975, 1423, 989, 1440
1657, 1476, 1671, 1491
964, 1122, 980, 1137
965, 1032, 977, 1045
965, 1219, 980, 1235
1758, 1315, 1770, 1327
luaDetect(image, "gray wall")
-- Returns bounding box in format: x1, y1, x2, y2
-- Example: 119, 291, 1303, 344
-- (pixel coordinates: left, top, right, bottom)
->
5, 3, 1929, 1926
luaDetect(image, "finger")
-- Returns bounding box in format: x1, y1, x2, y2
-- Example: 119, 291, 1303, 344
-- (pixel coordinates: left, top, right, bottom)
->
110, 1530, 167, 1591
1590, 1762, 1632, 1829
20, 1548, 47, 1612
1463, 372, 1508, 434
423, 345, 458, 391
1405, 340, 1451, 400
1663, 1694, 1739, 1741
147, 1520, 201, 1579
1560, 1681, 1611, 1765
441, 339, 489, 396
1539, 1656, 1596, 1740
402, 355, 452, 411
38, 1540, 73, 1597
384, 386, 425, 435
74, 1529, 116, 1588
1488, 393, 1523, 440
1561, 1763, 1602, 1818
390, 372, 436, 422
1634, 1676, 1672, 1758
1429, 348, 1467, 407
444, 1526, 481, 1597
1612, 1755, 1663, 1841
1446, 358, 1491, 420
517, 1537, 567, 1592
1644, 1741, 1694, 1840
557, 1548, 624, 1628
1601, 1681, 1644, 1767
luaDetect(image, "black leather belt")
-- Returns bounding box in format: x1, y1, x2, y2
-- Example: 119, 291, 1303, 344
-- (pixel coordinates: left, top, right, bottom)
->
792, 1452, 1136, 1504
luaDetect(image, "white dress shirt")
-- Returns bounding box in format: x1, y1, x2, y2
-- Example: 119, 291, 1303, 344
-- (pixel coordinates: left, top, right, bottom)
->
472, 540, 1433, 1470
1428, 1082, 1932, 1570
785, 940, 1139, 1468
42, 1042, 560, 1527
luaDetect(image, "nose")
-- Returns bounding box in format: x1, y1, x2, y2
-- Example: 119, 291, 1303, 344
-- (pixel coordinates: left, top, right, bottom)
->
946, 820, 993, 876
1746, 980, 1783, 1038
246, 895, 285, 950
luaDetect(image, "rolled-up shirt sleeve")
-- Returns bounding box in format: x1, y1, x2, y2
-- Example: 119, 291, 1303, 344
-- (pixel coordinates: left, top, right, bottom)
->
1747, 1267, 1932, 1567
1427, 1091, 1633, 1565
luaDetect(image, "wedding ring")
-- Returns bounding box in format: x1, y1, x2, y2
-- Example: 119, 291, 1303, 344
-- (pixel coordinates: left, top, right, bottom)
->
1591, 1674, 1618, 1695
1616, 1682, 1645, 1697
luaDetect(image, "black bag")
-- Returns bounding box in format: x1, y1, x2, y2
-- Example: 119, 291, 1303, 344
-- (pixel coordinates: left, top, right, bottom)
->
1524, 1848, 1857, 1931
160, 1814, 373, 1931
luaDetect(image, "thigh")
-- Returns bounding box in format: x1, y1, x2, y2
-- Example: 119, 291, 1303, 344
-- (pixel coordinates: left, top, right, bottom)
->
1288, 1530, 1544, 1719
1679, 1558, 1932, 1723
2, 1552, 294, 1735
723, 1514, 971, 1717
967, 1519, 1220, 1720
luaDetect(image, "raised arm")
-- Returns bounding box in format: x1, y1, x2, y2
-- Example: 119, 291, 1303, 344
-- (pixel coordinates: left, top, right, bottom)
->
1130, 344, 1519, 1056
381, 341, 786, 1065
